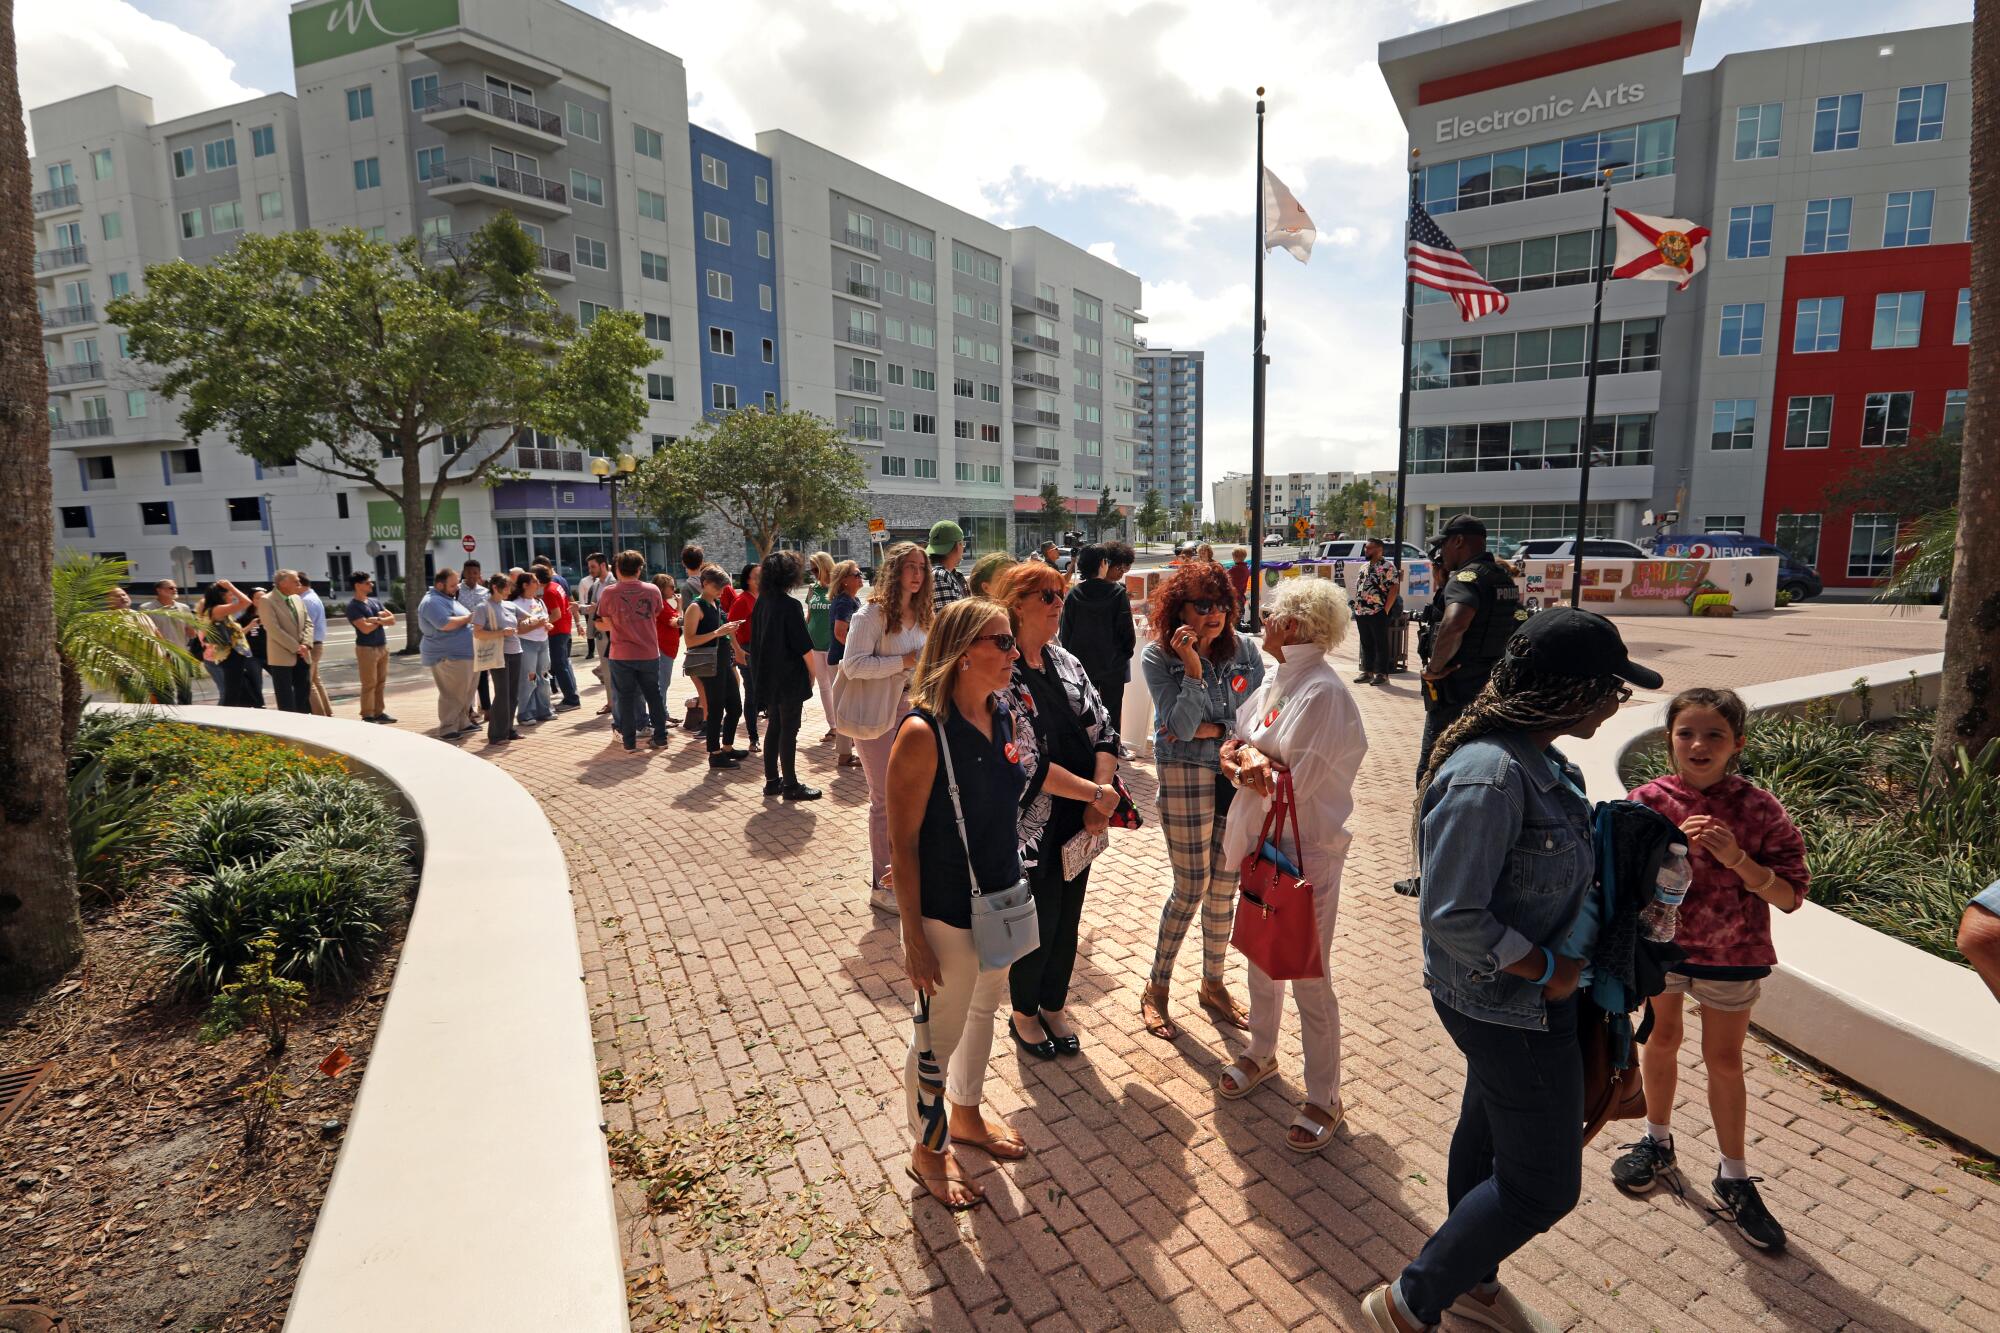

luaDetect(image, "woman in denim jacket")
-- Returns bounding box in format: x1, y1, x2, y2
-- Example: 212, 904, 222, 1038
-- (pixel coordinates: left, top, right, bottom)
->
1362, 608, 1659, 1333
1137, 562, 1266, 1040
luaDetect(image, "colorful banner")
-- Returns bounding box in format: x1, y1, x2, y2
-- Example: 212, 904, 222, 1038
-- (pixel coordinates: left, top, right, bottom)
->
1625, 559, 1710, 601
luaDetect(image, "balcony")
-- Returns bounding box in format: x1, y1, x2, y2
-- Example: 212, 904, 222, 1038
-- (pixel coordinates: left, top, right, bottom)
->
846, 374, 881, 394
34, 244, 89, 277
428, 232, 573, 283
427, 158, 570, 216
516, 445, 586, 472
1010, 291, 1059, 319
847, 419, 882, 441
1013, 407, 1061, 428
49, 360, 105, 387
836, 325, 881, 349
33, 184, 80, 215
421, 83, 565, 148
845, 278, 880, 302
1011, 329, 1059, 354
1014, 443, 1060, 463
42, 303, 96, 331
1012, 369, 1059, 391
839, 229, 879, 254
52, 418, 114, 443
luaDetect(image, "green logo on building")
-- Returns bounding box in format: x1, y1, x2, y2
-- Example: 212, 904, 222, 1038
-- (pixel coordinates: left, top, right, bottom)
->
367, 498, 462, 542
291, 0, 461, 66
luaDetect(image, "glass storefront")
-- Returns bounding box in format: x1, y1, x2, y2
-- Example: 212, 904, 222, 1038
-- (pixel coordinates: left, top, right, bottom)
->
1419, 502, 1615, 547
498, 516, 667, 584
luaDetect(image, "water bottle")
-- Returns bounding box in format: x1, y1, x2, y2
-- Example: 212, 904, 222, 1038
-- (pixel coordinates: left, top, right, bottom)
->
1641, 843, 1692, 942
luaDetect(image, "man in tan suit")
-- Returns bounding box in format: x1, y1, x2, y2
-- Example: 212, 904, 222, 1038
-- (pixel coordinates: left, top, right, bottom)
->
253, 572, 315, 714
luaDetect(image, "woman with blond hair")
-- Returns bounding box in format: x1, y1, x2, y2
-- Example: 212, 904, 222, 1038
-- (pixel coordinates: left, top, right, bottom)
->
1214, 577, 1367, 1154
888, 596, 1032, 1208
807, 551, 838, 743
827, 559, 864, 768
842, 541, 935, 914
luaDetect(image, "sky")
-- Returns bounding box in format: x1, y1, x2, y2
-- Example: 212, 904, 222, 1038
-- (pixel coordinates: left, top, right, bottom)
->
14, 0, 1976, 511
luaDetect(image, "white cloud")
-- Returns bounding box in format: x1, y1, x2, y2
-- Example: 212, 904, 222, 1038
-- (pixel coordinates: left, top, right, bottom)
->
16, 0, 262, 149
1086, 240, 1121, 267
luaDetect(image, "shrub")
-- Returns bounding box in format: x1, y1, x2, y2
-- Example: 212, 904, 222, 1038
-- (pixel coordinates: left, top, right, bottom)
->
98, 720, 347, 824
68, 755, 158, 904
165, 791, 297, 876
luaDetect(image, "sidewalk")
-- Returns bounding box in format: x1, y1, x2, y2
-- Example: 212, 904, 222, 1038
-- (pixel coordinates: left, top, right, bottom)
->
367, 602, 1998, 1332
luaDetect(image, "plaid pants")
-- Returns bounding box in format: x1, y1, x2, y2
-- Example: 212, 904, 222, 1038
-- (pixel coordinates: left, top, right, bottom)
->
1149, 761, 1240, 990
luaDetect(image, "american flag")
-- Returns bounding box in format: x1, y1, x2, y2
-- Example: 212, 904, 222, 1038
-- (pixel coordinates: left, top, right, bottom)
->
1408, 201, 1510, 322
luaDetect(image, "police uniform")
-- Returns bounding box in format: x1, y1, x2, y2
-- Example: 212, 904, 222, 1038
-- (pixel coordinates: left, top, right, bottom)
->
1415, 550, 1524, 784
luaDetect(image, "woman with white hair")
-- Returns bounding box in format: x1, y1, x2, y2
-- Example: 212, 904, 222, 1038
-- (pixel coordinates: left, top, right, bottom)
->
1213, 576, 1368, 1154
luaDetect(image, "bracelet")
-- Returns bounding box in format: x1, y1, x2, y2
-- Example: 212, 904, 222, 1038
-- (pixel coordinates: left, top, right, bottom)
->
1533, 947, 1557, 987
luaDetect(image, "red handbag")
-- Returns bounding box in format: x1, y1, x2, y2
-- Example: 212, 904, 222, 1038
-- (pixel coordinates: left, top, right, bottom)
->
1230, 771, 1323, 981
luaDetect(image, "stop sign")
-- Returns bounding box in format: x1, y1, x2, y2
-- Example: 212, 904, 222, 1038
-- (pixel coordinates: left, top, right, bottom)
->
461, 534, 476, 553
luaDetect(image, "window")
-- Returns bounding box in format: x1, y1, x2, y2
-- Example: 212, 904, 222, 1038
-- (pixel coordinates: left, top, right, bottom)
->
1813, 93, 1862, 152
647, 373, 674, 402
1803, 198, 1851, 253
569, 170, 604, 207
762, 338, 774, 364
1419, 116, 1676, 216
953, 376, 974, 398
1075, 295, 1103, 322
1956, 288, 1971, 345
909, 322, 935, 349
101, 212, 121, 240
178, 209, 203, 240
881, 455, 906, 477
886, 363, 904, 386
644, 313, 671, 341
59, 506, 89, 532
1895, 84, 1947, 144
1784, 395, 1833, 449
1946, 388, 1969, 428
712, 384, 737, 412
346, 85, 374, 120
565, 103, 601, 141
980, 383, 1000, 404
204, 137, 236, 171
755, 175, 769, 205
911, 368, 937, 391
1848, 514, 1898, 578
636, 125, 664, 159
365, 226, 386, 242
976, 255, 1000, 283
1711, 399, 1755, 450
982, 464, 1002, 484
1884, 190, 1934, 247
760, 284, 773, 311
913, 458, 937, 479
251, 126, 275, 158
209, 200, 243, 233
699, 153, 726, 186
1872, 292, 1924, 348
171, 148, 195, 179
953, 334, 975, 359
1704, 515, 1749, 534
410, 74, 439, 111
163, 447, 200, 478
1410, 317, 1658, 389
410, 146, 447, 184
953, 419, 975, 438
640, 251, 669, 281
911, 413, 936, 435
574, 235, 607, 270
1719, 303, 1764, 356
1405, 413, 1656, 473
951, 246, 974, 276
763, 392, 777, 412
1726, 204, 1773, 259
697, 212, 729, 245
1794, 297, 1843, 352
91, 147, 112, 179
353, 157, 381, 190
887, 409, 905, 432
578, 301, 609, 326
708, 327, 735, 355
884, 272, 905, 298
956, 461, 976, 482
1736, 102, 1784, 158
706, 270, 732, 300
980, 423, 1001, 443
1861, 392, 1914, 447
420, 215, 451, 245
910, 279, 934, 305
757, 229, 770, 259
226, 496, 263, 525
140, 501, 172, 532
126, 389, 147, 417
1775, 513, 1822, 565
884, 222, 901, 249
908, 233, 934, 260
637, 187, 667, 222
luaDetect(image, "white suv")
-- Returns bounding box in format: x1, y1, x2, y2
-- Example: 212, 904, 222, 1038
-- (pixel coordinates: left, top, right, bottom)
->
1313, 539, 1426, 562
1512, 537, 1649, 560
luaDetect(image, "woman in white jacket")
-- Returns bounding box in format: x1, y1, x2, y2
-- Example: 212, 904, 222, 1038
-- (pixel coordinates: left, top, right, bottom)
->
841, 541, 935, 915
1214, 577, 1368, 1154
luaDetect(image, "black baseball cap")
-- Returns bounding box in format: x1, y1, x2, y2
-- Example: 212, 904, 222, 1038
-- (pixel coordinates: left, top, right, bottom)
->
1513, 607, 1662, 689
1441, 514, 1487, 539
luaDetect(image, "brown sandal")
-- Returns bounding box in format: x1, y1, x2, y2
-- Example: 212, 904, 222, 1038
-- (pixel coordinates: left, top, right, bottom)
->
1141, 986, 1178, 1040
905, 1153, 984, 1210
953, 1127, 1028, 1160
1200, 982, 1251, 1031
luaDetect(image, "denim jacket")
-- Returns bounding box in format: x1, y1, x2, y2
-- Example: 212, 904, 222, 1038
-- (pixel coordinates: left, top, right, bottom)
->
1419, 730, 1595, 1031
1141, 637, 1265, 771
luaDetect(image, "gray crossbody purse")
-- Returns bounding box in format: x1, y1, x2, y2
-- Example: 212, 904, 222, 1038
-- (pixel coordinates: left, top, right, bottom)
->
935, 714, 1040, 971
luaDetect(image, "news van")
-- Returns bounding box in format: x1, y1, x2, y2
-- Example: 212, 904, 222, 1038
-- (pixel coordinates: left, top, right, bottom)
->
1651, 532, 1822, 602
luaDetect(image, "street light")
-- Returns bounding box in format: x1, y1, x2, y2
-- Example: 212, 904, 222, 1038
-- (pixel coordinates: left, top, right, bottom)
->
591, 452, 638, 553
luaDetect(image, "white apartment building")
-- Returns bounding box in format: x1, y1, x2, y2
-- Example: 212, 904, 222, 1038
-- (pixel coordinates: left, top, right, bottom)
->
1210, 469, 1399, 530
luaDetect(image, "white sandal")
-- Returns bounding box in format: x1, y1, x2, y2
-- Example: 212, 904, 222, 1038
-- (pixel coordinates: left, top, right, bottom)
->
1217, 1054, 1279, 1100
1286, 1101, 1344, 1153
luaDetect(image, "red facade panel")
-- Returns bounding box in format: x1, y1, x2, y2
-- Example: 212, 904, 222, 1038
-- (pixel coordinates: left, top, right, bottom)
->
1416, 22, 1683, 106
1763, 244, 1969, 588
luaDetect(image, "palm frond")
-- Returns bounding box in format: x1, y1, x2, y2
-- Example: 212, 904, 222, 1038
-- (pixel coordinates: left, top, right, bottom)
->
1877, 507, 1956, 608
52, 553, 199, 699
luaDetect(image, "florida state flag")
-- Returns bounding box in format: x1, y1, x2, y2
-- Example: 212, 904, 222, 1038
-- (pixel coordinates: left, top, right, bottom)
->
1611, 208, 1710, 290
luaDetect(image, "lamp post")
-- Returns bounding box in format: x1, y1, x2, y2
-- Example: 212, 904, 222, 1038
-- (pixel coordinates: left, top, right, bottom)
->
591, 452, 638, 553
262, 493, 279, 580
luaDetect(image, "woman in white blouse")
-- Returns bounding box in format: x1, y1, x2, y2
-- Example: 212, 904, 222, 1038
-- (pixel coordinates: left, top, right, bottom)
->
840, 541, 935, 916
1214, 577, 1368, 1154
508, 569, 555, 724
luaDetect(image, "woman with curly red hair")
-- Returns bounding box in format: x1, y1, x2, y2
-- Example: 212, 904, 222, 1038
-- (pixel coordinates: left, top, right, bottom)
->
1137, 561, 1267, 1039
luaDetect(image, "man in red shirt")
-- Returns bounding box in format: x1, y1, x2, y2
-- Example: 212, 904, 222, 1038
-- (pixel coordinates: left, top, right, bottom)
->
533, 560, 581, 710
1227, 547, 1252, 625
592, 550, 667, 752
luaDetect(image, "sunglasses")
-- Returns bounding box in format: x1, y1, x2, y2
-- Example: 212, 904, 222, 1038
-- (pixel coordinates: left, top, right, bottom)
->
1184, 599, 1221, 615
1030, 588, 1061, 605
971, 632, 1018, 653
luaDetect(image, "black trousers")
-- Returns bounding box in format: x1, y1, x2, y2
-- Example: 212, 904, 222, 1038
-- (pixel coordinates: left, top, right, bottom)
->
739, 656, 760, 745
268, 658, 313, 713
1356, 613, 1393, 675
486, 657, 521, 743
763, 695, 803, 786
1010, 857, 1092, 1015
703, 663, 744, 752
1086, 672, 1125, 732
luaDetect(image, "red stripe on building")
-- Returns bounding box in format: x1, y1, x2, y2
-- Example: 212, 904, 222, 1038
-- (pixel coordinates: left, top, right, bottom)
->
1417, 22, 1682, 106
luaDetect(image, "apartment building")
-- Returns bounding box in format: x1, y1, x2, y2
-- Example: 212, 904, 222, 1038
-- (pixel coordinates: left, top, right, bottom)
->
1379, 0, 1970, 586
1210, 469, 1399, 531
1133, 347, 1203, 518
688, 126, 782, 426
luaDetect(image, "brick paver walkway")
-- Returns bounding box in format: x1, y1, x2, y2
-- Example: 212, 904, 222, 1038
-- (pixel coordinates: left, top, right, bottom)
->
359, 602, 1998, 1332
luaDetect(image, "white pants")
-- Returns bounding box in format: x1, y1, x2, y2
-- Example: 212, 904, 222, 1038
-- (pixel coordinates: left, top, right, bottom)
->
1244, 852, 1346, 1110
904, 917, 1007, 1139
812, 650, 852, 760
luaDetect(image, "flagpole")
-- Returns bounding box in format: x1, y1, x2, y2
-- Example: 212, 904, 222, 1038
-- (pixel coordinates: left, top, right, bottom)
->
1392, 150, 1419, 579
1569, 168, 1614, 607
1248, 86, 1268, 629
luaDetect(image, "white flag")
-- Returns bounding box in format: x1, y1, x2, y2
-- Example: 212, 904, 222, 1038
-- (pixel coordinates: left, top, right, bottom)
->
1261, 167, 1315, 265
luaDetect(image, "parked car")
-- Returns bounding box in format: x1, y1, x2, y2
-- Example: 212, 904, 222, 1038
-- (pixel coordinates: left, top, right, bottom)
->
1651, 532, 1823, 602
1513, 537, 1651, 561
1261, 532, 1286, 547
1313, 539, 1426, 563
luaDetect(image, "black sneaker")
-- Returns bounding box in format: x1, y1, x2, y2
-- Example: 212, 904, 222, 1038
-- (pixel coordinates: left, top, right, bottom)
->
1611, 1136, 1681, 1196
1392, 876, 1421, 898
1712, 1175, 1787, 1251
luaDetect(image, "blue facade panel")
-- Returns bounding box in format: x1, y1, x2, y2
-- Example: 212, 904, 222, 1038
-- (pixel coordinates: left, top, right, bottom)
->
688, 127, 781, 420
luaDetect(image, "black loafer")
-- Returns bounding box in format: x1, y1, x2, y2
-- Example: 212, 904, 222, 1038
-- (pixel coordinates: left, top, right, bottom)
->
764, 779, 786, 796
1010, 1017, 1058, 1061
1052, 1032, 1081, 1056
783, 785, 822, 801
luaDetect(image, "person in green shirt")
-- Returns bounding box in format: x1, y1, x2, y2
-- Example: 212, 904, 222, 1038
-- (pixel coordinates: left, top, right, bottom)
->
807, 551, 837, 742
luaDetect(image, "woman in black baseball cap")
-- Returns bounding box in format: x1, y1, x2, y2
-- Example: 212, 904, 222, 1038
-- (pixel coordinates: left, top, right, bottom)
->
1363, 607, 1657, 1333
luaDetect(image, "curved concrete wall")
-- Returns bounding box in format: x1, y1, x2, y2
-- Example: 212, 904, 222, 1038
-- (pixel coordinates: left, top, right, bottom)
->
1570, 654, 2000, 1156
104, 705, 627, 1332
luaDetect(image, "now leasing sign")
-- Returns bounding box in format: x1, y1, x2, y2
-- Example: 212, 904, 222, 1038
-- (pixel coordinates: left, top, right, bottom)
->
367, 498, 462, 543
291, 0, 461, 66
1435, 82, 1647, 143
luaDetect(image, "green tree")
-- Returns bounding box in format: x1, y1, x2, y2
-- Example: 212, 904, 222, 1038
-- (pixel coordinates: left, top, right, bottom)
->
630, 406, 866, 557
1178, 501, 1197, 536
1317, 479, 1383, 537
1823, 423, 1961, 519
1036, 482, 1072, 544
54, 554, 197, 749
1093, 485, 1119, 538
1135, 489, 1167, 543
107, 215, 650, 651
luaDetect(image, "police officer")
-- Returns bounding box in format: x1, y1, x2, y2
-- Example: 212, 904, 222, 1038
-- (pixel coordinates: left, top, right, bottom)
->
1416, 513, 1523, 785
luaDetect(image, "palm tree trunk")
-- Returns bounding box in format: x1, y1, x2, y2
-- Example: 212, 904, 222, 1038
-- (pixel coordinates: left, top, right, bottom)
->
0, 0, 85, 990
1937, 0, 2000, 764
